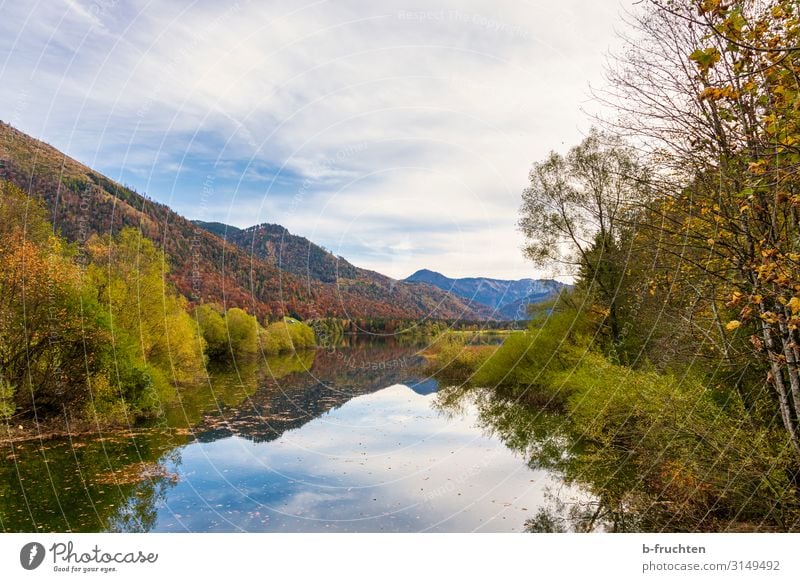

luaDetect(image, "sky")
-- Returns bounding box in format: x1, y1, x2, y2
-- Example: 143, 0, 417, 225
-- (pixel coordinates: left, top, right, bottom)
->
0, 0, 635, 280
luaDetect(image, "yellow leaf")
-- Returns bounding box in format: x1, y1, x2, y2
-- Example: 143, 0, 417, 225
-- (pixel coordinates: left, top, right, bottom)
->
760, 312, 779, 324
789, 297, 800, 315
725, 320, 741, 331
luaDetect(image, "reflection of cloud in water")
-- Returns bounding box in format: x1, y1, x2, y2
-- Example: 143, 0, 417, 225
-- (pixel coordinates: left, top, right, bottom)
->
154, 384, 585, 532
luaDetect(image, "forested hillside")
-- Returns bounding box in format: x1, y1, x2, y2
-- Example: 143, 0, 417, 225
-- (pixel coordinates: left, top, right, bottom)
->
195, 220, 496, 321
0, 122, 488, 321
197, 221, 363, 283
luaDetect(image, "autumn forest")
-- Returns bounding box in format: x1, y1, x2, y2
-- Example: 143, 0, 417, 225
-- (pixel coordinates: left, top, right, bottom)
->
2, 0, 800, 535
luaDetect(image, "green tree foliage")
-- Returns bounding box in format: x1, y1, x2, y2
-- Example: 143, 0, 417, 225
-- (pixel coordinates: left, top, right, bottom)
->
560, 354, 795, 530
260, 318, 316, 355
519, 129, 646, 344
197, 306, 318, 362
0, 377, 17, 420
0, 182, 319, 427
194, 303, 227, 359
434, 1, 800, 525
309, 317, 345, 348
471, 306, 591, 394
432, 297, 800, 530
592, 0, 800, 450
481, 0, 800, 528
224, 307, 259, 357
86, 227, 206, 414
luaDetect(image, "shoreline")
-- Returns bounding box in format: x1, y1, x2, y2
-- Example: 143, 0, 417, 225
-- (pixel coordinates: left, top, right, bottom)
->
1, 419, 187, 447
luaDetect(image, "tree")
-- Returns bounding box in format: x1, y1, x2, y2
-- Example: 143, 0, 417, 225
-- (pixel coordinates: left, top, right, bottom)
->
86, 228, 205, 409
260, 318, 316, 355
598, 0, 800, 452
0, 181, 110, 417
194, 304, 227, 360
224, 307, 258, 357
519, 129, 646, 343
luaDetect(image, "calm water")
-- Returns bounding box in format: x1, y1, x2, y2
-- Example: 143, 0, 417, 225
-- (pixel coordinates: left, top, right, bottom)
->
0, 339, 588, 532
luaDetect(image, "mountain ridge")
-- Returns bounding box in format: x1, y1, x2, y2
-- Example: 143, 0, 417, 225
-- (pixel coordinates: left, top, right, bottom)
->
404, 268, 566, 319
192, 217, 566, 321
192, 219, 496, 320
0, 121, 491, 322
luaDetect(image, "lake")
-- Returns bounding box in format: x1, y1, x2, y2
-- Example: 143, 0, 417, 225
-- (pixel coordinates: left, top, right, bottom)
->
0, 338, 590, 532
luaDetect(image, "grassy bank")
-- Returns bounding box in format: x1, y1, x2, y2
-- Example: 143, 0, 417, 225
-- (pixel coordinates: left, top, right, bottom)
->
426, 301, 800, 531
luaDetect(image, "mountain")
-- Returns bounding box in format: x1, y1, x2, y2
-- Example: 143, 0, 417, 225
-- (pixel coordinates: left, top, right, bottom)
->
192, 221, 497, 321
405, 269, 566, 319
193, 220, 362, 283
0, 121, 489, 322
191, 221, 241, 238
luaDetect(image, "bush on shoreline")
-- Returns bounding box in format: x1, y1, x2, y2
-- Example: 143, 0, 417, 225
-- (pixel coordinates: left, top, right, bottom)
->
428, 295, 800, 531
0, 181, 318, 429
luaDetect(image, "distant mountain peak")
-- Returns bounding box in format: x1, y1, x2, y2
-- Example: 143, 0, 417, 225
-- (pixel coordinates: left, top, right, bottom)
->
243, 223, 289, 235
191, 220, 242, 237
406, 268, 450, 285
189, 218, 494, 319
404, 269, 567, 320
409, 268, 441, 277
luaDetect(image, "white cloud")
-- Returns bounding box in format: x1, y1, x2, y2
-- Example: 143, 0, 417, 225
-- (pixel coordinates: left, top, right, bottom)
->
1, 0, 636, 279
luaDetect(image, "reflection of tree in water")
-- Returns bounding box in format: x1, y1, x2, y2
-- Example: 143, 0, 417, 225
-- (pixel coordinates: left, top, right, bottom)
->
103, 449, 183, 533
434, 384, 645, 533
104, 477, 169, 533
193, 342, 428, 443
0, 431, 182, 532
159, 350, 316, 429
1, 338, 432, 532
438, 381, 793, 532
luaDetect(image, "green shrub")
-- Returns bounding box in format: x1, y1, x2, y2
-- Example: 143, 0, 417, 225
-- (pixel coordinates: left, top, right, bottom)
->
0, 377, 15, 420
0, 182, 113, 418
195, 304, 227, 360
482, 307, 589, 385
225, 308, 259, 356
259, 318, 316, 355
85, 374, 132, 426
87, 228, 206, 389
557, 354, 796, 530
285, 318, 316, 349
426, 334, 492, 383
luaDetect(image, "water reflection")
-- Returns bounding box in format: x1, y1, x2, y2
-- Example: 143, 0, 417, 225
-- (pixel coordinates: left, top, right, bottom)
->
434, 384, 606, 532
0, 431, 182, 532
153, 383, 580, 532
190, 343, 420, 444
434, 383, 694, 532
0, 339, 588, 532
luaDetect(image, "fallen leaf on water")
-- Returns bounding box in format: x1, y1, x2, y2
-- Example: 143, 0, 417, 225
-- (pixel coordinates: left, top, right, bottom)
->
94, 462, 179, 485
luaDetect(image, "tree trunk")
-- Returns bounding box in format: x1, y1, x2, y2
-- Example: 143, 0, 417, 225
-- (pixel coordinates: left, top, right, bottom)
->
779, 317, 800, 427
761, 316, 800, 454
